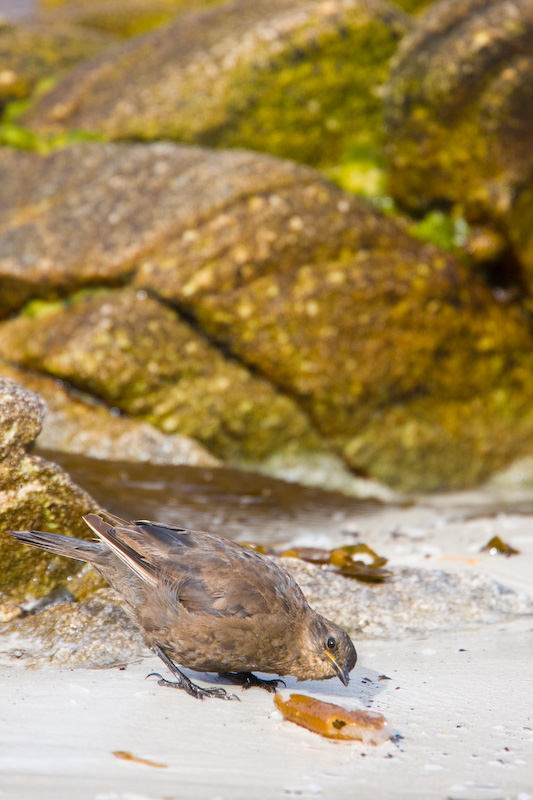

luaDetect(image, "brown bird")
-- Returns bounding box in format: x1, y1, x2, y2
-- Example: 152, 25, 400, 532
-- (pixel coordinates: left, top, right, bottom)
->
10, 512, 357, 700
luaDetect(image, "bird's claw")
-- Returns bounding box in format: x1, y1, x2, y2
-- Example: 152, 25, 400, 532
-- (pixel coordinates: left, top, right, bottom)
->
220, 672, 285, 693
145, 671, 239, 700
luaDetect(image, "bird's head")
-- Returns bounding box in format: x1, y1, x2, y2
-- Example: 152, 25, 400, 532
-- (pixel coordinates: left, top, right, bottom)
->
298, 612, 357, 686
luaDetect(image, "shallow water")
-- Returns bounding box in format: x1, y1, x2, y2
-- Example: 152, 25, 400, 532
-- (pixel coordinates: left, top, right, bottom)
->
38, 448, 385, 544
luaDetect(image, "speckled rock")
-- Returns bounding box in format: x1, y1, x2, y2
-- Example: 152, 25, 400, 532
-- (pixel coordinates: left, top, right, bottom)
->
279, 559, 533, 639
0, 362, 219, 467
0, 289, 325, 463
0, 588, 145, 667
0, 19, 115, 110
0, 377, 97, 601
191, 245, 533, 492
4, 142, 533, 490
0, 376, 45, 460
24, 0, 409, 169
384, 0, 533, 283
0, 142, 384, 316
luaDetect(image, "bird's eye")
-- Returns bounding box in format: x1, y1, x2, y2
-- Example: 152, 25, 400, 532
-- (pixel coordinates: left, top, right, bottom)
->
326, 636, 336, 650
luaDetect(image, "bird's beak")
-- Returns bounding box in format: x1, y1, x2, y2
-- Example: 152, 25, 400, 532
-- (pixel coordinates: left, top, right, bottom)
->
324, 651, 350, 686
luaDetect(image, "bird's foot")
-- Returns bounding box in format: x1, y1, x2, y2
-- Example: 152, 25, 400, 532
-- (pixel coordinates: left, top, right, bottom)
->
146, 672, 238, 701
219, 672, 286, 693
148, 645, 239, 700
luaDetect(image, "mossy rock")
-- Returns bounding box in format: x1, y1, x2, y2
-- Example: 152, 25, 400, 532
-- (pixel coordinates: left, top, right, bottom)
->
0, 377, 97, 602
4, 141, 533, 491
0, 20, 116, 111
0, 289, 327, 464
0, 141, 401, 317
384, 0, 533, 283
25, 0, 410, 169
190, 248, 533, 492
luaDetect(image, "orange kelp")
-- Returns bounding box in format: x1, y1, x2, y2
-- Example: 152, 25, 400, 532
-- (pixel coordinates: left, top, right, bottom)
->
274, 694, 392, 744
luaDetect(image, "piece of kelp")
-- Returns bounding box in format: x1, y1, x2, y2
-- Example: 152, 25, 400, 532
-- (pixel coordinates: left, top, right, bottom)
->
481, 536, 520, 557
281, 543, 391, 582
274, 693, 393, 744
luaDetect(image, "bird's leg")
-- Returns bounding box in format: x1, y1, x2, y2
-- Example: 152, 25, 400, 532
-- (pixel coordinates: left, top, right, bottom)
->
218, 671, 286, 693
148, 645, 239, 701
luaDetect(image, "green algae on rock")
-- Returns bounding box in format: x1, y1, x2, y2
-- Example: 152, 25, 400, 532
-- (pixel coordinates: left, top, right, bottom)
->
0, 377, 97, 602
0, 289, 326, 464
24, 0, 410, 169
384, 0, 533, 284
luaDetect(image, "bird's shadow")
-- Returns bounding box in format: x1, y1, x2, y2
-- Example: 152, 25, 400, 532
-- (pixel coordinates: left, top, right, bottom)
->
182, 664, 390, 704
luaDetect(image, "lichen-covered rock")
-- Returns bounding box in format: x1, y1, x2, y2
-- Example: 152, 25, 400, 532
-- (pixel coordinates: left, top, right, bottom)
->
3, 142, 533, 490
0, 289, 325, 463
0, 141, 378, 316
389, 0, 433, 10
191, 247, 533, 492
0, 377, 97, 601
384, 0, 533, 281
0, 20, 116, 110
0, 361, 220, 467
24, 0, 409, 168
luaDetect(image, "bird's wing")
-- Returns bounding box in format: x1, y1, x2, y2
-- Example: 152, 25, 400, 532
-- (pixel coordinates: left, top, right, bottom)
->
83, 513, 306, 619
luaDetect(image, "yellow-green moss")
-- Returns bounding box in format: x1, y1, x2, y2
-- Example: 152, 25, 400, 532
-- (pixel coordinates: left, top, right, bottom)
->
208, 20, 403, 168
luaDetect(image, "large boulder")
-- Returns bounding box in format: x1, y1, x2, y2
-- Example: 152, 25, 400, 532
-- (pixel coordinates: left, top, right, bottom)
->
24, 0, 409, 169
190, 247, 533, 492
2, 142, 533, 490
0, 288, 324, 464
0, 377, 97, 602
0, 142, 390, 315
384, 0, 533, 284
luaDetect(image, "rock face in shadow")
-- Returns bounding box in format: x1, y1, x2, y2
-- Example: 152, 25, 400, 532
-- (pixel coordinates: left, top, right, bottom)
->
0, 377, 97, 602
2, 142, 533, 490
384, 0, 533, 284
23, 0, 410, 169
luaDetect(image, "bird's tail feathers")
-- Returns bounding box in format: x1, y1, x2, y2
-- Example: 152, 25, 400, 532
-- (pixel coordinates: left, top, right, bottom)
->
9, 530, 104, 564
